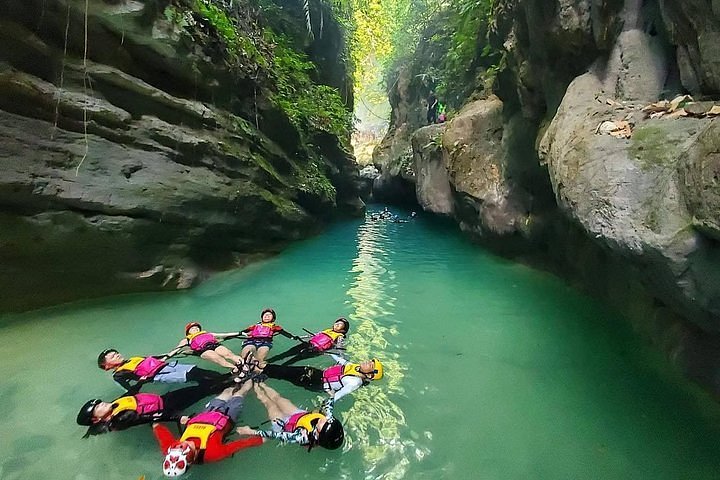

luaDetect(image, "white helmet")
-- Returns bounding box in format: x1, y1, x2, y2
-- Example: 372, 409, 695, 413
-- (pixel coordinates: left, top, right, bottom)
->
163, 446, 191, 477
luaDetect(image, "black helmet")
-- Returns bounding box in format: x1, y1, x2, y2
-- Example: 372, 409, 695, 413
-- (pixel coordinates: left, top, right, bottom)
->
77, 399, 101, 426
336, 317, 350, 333
97, 348, 117, 369
317, 419, 344, 450
260, 308, 276, 321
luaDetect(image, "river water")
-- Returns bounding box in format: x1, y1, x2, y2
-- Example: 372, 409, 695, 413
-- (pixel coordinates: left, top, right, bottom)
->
1, 209, 720, 480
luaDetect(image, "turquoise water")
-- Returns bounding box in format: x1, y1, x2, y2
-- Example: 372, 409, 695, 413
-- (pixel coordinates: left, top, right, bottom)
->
1, 209, 720, 479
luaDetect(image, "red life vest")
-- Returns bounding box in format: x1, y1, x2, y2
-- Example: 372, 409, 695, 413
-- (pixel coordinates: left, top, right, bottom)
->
115, 356, 167, 377
282, 411, 323, 433
248, 323, 275, 338
322, 365, 345, 385
136, 357, 166, 377
309, 329, 342, 351
181, 411, 231, 449
112, 393, 164, 417
187, 331, 217, 351
321, 363, 365, 391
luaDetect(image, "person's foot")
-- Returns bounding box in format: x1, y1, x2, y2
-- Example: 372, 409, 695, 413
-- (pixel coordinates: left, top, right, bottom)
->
252, 373, 268, 383
233, 360, 253, 383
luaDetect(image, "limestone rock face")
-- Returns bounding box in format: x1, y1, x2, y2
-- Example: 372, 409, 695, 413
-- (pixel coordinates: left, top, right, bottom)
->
411, 124, 452, 215
679, 121, 720, 240
535, 0, 720, 332
442, 97, 533, 237
659, 0, 720, 95
372, 66, 424, 202
393, 0, 720, 395
540, 65, 720, 329
0, 0, 361, 311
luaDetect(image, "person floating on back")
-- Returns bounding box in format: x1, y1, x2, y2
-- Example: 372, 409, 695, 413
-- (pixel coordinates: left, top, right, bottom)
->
236, 383, 344, 451
98, 348, 227, 394
175, 322, 243, 369
265, 317, 349, 365
263, 355, 384, 401
239, 308, 298, 363
153, 381, 263, 477
76, 377, 232, 437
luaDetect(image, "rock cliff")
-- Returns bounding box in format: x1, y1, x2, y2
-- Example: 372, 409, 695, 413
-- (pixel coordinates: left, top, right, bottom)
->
0, 0, 362, 311
378, 0, 720, 396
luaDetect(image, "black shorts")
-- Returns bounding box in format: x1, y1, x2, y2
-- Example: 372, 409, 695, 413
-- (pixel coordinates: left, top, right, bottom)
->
193, 342, 222, 355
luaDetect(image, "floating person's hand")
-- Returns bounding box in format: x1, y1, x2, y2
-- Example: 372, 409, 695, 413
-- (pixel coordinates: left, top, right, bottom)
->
236, 425, 255, 436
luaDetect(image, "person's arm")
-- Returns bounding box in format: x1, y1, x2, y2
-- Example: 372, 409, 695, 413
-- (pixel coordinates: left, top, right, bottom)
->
160, 345, 186, 359
109, 410, 146, 431
152, 423, 178, 452
212, 332, 243, 340
236, 426, 308, 445
335, 335, 346, 349
332, 376, 363, 402
112, 371, 137, 392
277, 327, 302, 341
321, 397, 335, 418
329, 353, 348, 365
202, 434, 264, 462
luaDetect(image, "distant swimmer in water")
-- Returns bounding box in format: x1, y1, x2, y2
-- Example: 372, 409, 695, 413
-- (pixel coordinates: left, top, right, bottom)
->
98, 348, 228, 394
239, 308, 300, 363
76, 378, 233, 437
153, 381, 262, 477
236, 383, 344, 450
176, 322, 244, 369
265, 317, 349, 365
394, 211, 418, 223
263, 355, 384, 402
379, 207, 393, 219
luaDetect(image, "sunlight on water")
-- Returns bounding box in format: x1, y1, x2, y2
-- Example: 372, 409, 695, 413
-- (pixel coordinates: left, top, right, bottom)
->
344, 220, 411, 480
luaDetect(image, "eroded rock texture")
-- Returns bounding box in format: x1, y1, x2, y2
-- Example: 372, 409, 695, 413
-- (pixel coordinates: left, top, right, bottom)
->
379, 0, 720, 396
0, 0, 362, 310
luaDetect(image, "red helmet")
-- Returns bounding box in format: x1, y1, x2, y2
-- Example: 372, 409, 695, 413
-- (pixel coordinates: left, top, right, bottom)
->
185, 322, 201, 335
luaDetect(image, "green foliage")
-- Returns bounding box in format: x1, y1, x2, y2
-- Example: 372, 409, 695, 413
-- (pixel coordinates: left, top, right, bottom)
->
192, 0, 268, 69
163, 5, 191, 28
377, 0, 506, 109
296, 159, 337, 202
188, 0, 350, 139
194, 0, 236, 44
267, 31, 353, 139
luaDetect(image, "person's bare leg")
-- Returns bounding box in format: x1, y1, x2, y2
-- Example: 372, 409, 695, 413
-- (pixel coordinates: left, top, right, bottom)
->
255, 345, 271, 363
240, 344, 257, 360
215, 345, 242, 364
200, 350, 236, 369
254, 382, 285, 420
255, 383, 299, 417
215, 386, 235, 401
232, 379, 253, 397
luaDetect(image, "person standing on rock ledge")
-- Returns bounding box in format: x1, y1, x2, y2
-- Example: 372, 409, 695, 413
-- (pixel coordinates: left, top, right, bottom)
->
427, 91, 439, 124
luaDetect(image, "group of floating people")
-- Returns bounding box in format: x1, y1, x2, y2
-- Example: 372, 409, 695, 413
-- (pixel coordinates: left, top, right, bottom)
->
76, 308, 385, 477
369, 207, 417, 223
